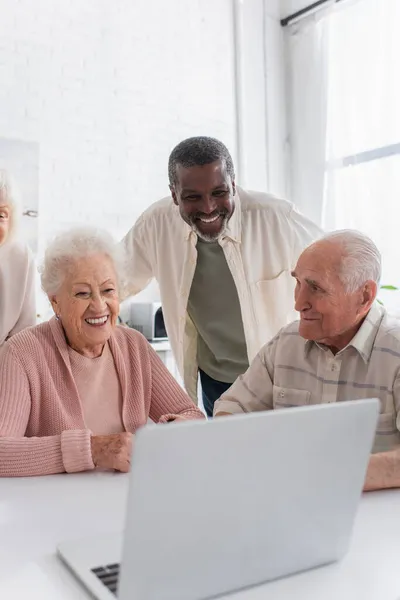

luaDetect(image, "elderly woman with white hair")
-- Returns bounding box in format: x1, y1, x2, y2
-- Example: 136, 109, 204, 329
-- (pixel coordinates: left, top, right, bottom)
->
0, 227, 204, 477
0, 169, 36, 345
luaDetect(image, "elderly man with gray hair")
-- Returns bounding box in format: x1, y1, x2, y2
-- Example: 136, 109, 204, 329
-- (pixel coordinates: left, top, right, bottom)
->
214, 230, 400, 492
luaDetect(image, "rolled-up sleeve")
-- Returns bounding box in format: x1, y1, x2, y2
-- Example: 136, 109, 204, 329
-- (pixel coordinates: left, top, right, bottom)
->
214, 338, 278, 415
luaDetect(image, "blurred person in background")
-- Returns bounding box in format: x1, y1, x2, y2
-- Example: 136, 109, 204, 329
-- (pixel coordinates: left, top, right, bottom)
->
0, 169, 36, 345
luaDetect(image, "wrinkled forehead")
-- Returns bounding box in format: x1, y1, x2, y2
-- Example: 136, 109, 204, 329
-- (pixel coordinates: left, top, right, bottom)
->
175, 160, 230, 191
62, 254, 117, 285
295, 242, 343, 284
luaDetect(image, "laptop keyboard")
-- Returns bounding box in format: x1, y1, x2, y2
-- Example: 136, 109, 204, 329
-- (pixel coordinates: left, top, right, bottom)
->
91, 563, 120, 596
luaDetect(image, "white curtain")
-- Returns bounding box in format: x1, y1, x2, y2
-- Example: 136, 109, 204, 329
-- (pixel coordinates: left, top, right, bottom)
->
286, 8, 331, 225
288, 0, 400, 311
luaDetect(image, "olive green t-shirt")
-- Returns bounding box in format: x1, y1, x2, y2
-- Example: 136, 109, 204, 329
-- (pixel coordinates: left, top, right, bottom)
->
187, 239, 249, 383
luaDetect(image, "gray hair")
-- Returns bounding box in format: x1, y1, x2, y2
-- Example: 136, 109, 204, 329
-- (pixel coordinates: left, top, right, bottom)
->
40, 227, 127, 296
320, 229, 381, 293
0, 169, 20, 240
168, 136, 235, 187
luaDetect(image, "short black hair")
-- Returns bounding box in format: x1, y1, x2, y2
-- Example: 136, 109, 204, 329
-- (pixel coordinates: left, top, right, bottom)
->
168, 136, 235, 186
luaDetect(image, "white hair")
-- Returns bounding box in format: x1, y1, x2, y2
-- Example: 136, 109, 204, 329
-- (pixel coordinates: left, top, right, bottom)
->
320, 229, 381, 293
40, 227, 128, 296
0, 169, 20, 240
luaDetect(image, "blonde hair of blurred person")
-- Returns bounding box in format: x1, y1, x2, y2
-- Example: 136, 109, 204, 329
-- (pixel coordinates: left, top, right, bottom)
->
0, 169, 36, 345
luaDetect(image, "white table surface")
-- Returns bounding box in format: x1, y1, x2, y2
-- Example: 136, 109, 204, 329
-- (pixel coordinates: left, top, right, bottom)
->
0, 472, 399, 600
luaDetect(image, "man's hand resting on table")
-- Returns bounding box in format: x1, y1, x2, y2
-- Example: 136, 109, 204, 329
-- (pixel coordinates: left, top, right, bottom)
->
364, 446, 400, 491
90, 432, 133, 473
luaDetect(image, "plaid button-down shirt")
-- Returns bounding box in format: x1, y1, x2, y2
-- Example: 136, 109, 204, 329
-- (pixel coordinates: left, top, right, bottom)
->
214, 303, 400, 453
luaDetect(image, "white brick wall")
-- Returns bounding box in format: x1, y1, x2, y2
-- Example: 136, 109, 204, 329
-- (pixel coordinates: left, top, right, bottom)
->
0, 0, 237, 316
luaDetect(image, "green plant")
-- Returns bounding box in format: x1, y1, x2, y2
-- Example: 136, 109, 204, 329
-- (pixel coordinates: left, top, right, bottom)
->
377, 284, 399, 305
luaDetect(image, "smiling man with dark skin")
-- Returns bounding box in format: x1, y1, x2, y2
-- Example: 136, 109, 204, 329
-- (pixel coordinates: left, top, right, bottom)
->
173, 161, 235, 241
214, 230, 400, 491
121, 136, 322, 414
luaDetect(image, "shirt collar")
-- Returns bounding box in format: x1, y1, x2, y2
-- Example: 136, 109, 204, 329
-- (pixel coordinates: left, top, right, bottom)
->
346, 302, 384, 362
182, 186, 242, 243
303, 302, 385, 363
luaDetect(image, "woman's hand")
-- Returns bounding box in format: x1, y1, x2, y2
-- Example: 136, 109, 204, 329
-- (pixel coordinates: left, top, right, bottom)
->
159, 414, 188, 423
90, 432, 133, 472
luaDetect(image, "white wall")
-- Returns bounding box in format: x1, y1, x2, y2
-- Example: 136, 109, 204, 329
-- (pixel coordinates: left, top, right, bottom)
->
0, 0, 238, 316
0, 0, 296, 317
264, 0, 289, 199
263, 0, 322, 204
233, 0, 289, 199
281, 0, 313, 19
233, 0, 269, 191
264, 0, 327, 214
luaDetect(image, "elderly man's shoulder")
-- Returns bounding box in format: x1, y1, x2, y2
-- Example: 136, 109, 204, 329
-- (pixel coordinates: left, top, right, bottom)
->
276, 319, 302, 342
238, 187, 294, 217
376, 311, 400, 354
260, 319, 303, 355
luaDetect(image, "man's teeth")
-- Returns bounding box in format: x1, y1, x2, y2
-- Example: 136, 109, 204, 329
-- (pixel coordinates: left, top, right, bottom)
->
86, 316, 108, 325
199, 215, 220, 223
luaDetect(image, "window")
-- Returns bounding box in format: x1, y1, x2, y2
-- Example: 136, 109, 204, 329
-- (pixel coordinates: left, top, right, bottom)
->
322, 0, 400, 309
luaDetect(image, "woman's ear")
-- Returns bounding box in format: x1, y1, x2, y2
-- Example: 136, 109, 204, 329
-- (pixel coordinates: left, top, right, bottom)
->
49, 295, 60, 317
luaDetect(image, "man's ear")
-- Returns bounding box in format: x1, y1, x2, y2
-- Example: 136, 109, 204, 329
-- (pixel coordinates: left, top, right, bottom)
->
170, 185, 178, 206
232, 179, 236, 196
360, 280, 377, 313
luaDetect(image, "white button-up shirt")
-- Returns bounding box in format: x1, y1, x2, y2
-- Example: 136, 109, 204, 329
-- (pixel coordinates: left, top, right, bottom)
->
121, 187, 322, 402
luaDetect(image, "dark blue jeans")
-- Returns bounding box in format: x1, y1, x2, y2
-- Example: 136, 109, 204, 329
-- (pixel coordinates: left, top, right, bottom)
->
199, 369, 232, 417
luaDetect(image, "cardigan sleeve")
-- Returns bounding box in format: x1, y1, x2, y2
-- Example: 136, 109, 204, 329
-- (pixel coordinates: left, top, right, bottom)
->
146, 343, 205, 423
0, 344, 94, 477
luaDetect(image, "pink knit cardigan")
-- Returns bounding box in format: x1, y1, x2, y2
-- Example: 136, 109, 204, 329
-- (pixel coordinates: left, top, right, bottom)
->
0, 318, 204, 476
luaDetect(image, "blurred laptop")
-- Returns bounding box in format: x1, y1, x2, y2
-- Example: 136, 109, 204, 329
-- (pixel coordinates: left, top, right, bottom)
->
57, 398, 379, 600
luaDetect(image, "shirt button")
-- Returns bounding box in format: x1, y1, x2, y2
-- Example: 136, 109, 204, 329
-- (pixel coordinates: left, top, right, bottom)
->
331, 363, 338, 371
279, 391, 285, 398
